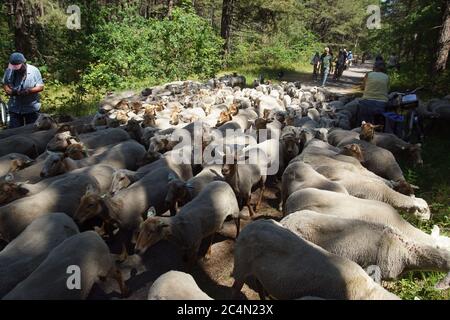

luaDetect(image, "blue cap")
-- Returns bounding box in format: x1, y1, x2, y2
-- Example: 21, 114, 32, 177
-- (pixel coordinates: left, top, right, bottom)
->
9, 52, 26, 65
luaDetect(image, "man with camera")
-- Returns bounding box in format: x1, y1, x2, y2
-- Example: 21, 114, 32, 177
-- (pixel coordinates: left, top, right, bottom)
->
2, 52, 44, 128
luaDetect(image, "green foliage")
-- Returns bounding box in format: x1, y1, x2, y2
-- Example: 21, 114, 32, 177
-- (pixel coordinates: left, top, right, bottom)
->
83, 8, 223, 90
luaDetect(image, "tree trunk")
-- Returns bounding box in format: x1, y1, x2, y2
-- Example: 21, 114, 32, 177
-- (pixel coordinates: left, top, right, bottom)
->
5, 0, 40, 60
434, 0, 450, 73
167, 0, 174, 18
220, 0, 234, 56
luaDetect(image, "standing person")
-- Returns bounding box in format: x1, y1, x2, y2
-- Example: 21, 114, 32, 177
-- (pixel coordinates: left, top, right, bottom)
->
311, 52, 321, 81
347, 51, 354, 67
320, 47, 333, 87
2, 52, 44, 129
357, 61, 390, 126
334, 49, 346, 80
387, 53, 400, 71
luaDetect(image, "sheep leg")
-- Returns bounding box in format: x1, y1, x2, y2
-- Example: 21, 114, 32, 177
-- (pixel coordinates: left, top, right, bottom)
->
117, 243, 128, 263
256, 184, 266, 211
108, 267, 129, 298
205, 234, 214, 260
231, 280, 245, 300
255, 279, 266, 301
234, 217, 241, 239
246, 196, 256, 218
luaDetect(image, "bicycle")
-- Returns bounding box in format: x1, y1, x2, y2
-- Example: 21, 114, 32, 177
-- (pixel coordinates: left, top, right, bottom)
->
385, 87, 424, 143
0, 97, 8, 128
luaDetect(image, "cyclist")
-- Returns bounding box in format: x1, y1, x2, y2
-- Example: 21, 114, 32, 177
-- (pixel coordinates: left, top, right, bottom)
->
357, 61, 390, 126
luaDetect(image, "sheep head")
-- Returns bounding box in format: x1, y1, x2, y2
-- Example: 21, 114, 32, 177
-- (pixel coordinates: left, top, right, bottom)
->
74, 185, 105, 224
0, 181, 30, 206
281, 134, 300, 160
131, 101, 143, 113
40, 151, 67, 178
228, 103, 239, 116
135, 217, 172, 255
110, 170, 133, 195
398, 143, 423, 167
216, 111, 233, 128
115, 99, 130, 111
143, 108, 157, 127
9, 155, 34, 172
34, 113, 57, 130
170, 110, 180, 126
408, 196, 431, 221
46, 125, 79, 151
360, 121, 383, 142
341, 144, 364, 162
65, 143, 88, 160
392, 180, 417, 196
165, 179, 190, 209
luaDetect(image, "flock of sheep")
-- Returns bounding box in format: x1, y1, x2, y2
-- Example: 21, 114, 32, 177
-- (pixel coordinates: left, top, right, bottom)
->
0, 77, 450, 300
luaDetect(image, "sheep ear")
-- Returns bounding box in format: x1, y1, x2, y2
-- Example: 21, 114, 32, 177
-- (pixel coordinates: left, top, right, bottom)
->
431, 225, 440, 238
146, 207, 157, 219
410, 184, 420, 190
185, 181, 195, 190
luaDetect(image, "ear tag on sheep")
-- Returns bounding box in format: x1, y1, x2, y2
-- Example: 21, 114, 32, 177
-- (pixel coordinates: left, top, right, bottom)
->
185, 182, 195, 190
147, 207, 157, 219
168, 173, 177, 182
4, 173, 14, 182
100, 194, 108, 199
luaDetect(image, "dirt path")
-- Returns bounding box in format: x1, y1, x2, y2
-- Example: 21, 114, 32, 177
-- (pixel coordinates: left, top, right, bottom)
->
282, 61, 373, 95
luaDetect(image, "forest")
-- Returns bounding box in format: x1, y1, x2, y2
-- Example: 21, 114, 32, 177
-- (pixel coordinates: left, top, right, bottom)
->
0, 0, 448, 113
0, 0, 449, 301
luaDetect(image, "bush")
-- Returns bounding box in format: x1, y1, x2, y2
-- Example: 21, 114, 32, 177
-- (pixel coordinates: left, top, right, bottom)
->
227, 27, 320, 68
82, 8, 223, 90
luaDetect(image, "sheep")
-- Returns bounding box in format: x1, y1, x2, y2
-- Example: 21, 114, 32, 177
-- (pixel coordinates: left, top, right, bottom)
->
284, 188, 444, 247
221, 152, 267, 217
74, 166, 183, 260
0, 165, 115, 242
338, 139, 414, 194
281, 211, 450, 281
327, 128, 360, 147
148, 271, 213, 300
231, 219, 400, 300
34, 113, 58, 131
372, 132, 423, 167
0, 213, 79, 298
2, 231, 128, 300
110, 153, 194, 195
40, 140, 146, 178
165, 164, 224, 210
0, 153, 34, 176
46, 127, 130, 152
294, 142, 391, 185
315, 165, 430, 219
135, 181, 241, 266
280, 161, 348, 213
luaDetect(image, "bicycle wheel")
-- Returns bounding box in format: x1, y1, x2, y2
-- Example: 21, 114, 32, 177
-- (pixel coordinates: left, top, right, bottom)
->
0, 101, 8, 127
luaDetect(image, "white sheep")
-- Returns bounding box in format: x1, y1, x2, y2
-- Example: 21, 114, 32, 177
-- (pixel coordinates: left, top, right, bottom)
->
232, 219, 400, 300
281, 211, 450, 281
3, 231, 127, 300
148, 271, 213, 300
0, 213, 79, 298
